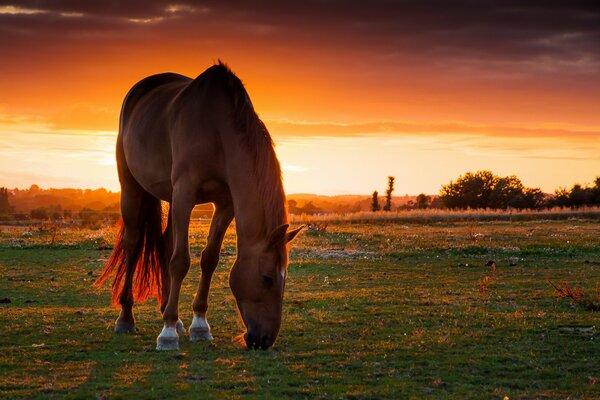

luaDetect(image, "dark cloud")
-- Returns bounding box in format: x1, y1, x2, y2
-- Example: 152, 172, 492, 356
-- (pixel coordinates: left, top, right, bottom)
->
1, 0, 599, 126
1, 1, 599, 67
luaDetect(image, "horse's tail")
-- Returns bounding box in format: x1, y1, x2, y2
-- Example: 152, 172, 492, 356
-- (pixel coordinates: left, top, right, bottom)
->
94, 192, 165, 307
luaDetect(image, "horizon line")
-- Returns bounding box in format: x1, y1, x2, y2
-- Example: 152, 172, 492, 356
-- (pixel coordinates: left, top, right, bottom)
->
4, 185, 438, 198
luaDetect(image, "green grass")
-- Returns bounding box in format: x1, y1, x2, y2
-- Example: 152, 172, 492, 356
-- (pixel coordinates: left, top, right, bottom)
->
1, 220, 599, 399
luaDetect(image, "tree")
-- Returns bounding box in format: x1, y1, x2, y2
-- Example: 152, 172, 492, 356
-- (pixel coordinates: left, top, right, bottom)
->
383, 176, 395, 211
439, 171, 497, 209
490, 175, 524, 209
568, 184, 587, 208
548, 178, 600, 208
371, 191, 381, 212
439, 170, 544, 210
0, 187, 10, 215
594, 177, 600, 205
523, 188, 547, 209
552, 187, 570, 208
416, 193, 430, 209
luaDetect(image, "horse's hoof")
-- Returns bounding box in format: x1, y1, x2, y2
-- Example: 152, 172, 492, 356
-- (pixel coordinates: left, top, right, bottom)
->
176, 319, 186, 335
189, 328, 213, 342
156, 326, 179, 351
189, 314, 213, 342
156, 337, 179, 351
114, 319, 136, 334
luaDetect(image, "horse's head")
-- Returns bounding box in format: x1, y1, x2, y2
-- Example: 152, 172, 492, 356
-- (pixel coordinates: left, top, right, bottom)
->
229, 224, 303, 349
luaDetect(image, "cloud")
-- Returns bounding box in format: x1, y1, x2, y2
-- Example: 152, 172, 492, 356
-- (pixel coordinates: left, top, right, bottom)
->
0, 5, 46, 15
0, 1, 598, 77
2, 100, 600, 147
267, 119, 600, 141
3, 102, 600, 145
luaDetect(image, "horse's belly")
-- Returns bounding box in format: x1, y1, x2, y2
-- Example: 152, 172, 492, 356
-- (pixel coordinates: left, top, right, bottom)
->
123, 131, 174, 201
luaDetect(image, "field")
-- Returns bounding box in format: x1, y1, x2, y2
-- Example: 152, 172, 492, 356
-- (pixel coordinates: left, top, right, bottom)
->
1, 218, 599, 399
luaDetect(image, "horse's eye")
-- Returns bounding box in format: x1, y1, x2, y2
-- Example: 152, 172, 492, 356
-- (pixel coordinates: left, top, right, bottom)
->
262, 275, 274, 288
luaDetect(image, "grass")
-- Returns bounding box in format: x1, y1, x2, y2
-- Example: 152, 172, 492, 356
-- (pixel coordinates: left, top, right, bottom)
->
1, 219, 599, 399
289, 206, 600, 224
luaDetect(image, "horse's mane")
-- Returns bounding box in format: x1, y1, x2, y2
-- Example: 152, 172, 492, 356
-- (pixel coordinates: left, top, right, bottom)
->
212, 61, 288, 233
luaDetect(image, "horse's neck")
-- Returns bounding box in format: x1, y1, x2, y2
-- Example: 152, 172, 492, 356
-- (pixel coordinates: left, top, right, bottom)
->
230, 178, 265, 247
224, 144, 280, 248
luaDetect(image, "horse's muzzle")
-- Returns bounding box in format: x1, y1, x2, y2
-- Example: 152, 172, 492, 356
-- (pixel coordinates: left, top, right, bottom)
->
244, 331, 272, 350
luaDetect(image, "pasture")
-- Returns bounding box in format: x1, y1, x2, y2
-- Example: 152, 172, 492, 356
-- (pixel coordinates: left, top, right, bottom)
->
1, 218, 599, 399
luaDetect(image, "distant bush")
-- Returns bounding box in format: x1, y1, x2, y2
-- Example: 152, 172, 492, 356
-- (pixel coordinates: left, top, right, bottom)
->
80, 208, 103, 227
30, 207, 49, 220
416, 193, 431, 209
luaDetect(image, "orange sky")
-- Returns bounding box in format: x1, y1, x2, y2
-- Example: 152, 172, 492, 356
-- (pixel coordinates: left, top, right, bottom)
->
1, 2, 599, 195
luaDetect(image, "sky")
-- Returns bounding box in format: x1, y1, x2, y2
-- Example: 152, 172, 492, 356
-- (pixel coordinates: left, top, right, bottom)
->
0, 1, 599, 195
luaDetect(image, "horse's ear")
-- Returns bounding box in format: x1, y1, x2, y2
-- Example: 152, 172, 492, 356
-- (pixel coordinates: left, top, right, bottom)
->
268, 224, 289, 246
285, 225, 305, 244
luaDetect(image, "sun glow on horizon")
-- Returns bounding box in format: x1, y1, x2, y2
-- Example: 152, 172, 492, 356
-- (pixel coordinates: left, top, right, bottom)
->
2, 112, 598, 195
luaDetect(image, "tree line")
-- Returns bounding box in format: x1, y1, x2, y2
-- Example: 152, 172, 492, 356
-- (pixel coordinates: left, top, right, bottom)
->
370, 171, 600, 211
1, 171, 599, 221
439, 171, 600, 210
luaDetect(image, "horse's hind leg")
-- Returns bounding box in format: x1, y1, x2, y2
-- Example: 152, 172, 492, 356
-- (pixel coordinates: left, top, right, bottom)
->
115, 187, 144, 333
190, 201, 234, 341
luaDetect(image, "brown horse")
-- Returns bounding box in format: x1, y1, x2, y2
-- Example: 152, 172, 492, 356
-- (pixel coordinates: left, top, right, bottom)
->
95, 61, 303, 350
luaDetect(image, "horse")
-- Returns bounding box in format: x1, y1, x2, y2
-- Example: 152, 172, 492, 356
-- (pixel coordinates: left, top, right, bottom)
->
95, 61, 303, 351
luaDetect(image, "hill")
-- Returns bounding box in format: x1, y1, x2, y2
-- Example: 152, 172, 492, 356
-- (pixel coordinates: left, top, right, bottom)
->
2, 186, 424, 215
287, 193, 419, 213
7, 185, 120, 213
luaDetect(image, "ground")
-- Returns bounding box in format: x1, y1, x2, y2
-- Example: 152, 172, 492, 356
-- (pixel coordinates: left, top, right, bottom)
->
0, 219, 599, 399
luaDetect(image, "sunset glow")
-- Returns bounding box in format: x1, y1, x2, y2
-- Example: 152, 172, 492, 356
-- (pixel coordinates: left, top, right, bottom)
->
1, 2, 599, 194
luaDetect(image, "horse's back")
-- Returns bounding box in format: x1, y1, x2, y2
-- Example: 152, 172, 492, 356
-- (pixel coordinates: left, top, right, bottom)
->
119, 65, 240, 204
120, 73, 192, 200
121, 73, 191, 130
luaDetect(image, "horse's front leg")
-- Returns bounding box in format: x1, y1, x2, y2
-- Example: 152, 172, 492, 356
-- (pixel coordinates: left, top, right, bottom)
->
160, 207, 186, 336
190, 201, 234, 342
156, 188, 194, 351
